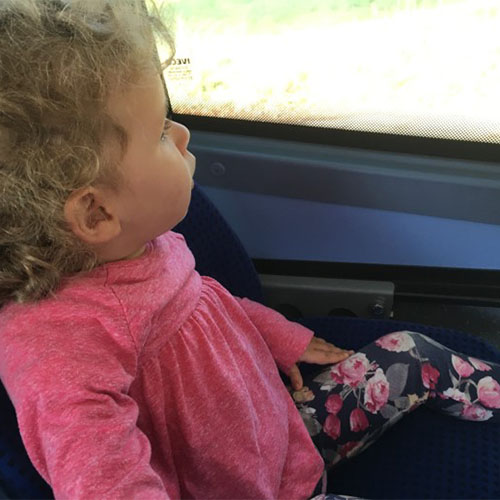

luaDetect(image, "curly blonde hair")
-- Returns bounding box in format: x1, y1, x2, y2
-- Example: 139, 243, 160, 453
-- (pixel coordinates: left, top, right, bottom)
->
0, 0, 174, 306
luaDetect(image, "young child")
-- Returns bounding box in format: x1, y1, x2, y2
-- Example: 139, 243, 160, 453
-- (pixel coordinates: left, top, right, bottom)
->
0, 1, 498, 499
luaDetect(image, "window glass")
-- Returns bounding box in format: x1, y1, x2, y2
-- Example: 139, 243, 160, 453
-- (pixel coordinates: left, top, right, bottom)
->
157, 0, 500, 144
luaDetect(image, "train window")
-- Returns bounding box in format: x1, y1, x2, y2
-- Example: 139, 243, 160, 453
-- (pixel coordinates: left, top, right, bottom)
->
155, 0, 500, 159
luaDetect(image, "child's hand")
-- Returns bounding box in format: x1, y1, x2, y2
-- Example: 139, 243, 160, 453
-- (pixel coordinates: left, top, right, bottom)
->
289, 337, 354, 391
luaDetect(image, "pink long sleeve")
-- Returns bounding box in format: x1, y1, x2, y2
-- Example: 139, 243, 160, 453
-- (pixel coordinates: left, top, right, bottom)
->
236, 297, 314, 374
0, 232, 324, 499
0, 304, 175, 499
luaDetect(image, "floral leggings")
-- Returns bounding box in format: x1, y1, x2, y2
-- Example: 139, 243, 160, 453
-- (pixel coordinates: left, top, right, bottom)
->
289, 331, 500, 500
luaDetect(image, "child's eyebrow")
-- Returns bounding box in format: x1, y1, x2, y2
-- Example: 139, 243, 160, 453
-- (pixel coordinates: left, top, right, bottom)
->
157, 96, 168, 130
160, 73, 173, 119
164, 91, 173, 120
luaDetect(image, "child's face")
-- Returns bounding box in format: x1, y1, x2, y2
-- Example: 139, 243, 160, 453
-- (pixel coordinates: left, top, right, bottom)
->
103, 70, 196, 259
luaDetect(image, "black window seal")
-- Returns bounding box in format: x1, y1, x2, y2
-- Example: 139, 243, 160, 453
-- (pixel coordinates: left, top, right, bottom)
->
173, 113, 500, 164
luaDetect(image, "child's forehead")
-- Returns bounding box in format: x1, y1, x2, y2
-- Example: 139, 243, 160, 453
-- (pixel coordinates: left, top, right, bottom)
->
109, 71, 163, 111
106, 71, 164, 132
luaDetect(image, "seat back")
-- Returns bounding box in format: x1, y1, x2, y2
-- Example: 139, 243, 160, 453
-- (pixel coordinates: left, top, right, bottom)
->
0, 383, 53, 498
174, 184, 264, 302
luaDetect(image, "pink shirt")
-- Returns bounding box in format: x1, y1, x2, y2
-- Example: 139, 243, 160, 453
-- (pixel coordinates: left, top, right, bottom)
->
0, 231, 323, 499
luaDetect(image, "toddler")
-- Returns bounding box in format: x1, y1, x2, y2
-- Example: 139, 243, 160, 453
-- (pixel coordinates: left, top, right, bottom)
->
0, 1, 498, 499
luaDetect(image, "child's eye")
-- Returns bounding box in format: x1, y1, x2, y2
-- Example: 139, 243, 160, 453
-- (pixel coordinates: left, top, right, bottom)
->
160, 119, 172, 142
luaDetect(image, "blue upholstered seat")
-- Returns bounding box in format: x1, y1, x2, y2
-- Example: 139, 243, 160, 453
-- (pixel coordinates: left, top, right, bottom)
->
0, 184, 498, 498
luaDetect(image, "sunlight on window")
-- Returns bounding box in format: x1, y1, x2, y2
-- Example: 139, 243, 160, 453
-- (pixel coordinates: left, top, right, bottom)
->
157, 0, 500, 143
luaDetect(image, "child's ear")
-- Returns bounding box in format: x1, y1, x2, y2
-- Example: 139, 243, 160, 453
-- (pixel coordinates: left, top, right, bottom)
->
64, 186, 121, 245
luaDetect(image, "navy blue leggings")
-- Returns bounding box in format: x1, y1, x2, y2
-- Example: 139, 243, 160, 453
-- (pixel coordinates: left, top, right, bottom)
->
291, 331, 500, 499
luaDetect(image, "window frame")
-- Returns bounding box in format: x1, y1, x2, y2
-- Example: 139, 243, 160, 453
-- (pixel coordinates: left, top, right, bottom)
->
174, 113, 500, 163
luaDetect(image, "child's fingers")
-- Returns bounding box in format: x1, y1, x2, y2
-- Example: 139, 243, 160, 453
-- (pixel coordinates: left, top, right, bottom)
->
300, 337, 355, 364
300, 348, 352, 365
313, 342, 354, 356
314, 349, 351, 364
311, 337, 354, 355
289, 363, 303, 391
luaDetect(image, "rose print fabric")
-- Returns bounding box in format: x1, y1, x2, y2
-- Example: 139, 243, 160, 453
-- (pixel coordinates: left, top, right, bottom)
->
293, 331, 500, 498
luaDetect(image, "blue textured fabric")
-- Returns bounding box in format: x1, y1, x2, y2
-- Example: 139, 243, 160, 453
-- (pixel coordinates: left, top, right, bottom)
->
174, 184, 264, 303
0, 383, 53, 499
0, 184, 498, 499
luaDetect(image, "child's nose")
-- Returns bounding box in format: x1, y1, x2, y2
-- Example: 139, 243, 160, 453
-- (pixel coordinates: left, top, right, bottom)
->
171, 121, 191, 155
